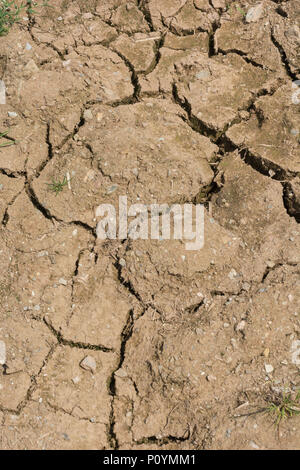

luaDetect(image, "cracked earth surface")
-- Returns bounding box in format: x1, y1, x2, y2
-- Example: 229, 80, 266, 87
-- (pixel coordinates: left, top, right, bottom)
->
0, 0, 299, 450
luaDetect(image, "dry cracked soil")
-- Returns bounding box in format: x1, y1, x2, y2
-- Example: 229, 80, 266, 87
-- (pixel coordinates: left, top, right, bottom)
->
0, 0, 299, 450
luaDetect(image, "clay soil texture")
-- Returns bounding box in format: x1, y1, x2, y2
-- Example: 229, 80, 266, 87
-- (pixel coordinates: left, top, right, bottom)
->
0, 0, 299, 450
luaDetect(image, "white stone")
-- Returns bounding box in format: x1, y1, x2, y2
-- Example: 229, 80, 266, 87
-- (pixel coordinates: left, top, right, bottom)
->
246, 4, 263, 23
228, 268, 237, 279
80, 355, 97, 374
0, 341, 6, 365
115, 368, 128, 378
236, 320, 246, 332
0, 80, 6, 105
83, 109, 93, 120
207, 375, 217, 382
249, 441, 260, 449
264, 364, 274, 374
291, 340, 300, 365
62, 59, 71, 68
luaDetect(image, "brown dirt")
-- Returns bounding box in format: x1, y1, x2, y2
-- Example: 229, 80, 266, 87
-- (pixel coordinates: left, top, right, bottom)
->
0, 0, 299, 450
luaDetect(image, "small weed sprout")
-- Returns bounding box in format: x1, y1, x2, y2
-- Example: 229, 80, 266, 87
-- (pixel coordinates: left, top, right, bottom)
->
234, 389, 300, 433
0, 1, 49, 36
0, 130, 16, 147
265, 390, 300, 427
226, 3, 246, 17
46, 175, 68, 196
235, 5, 246, 17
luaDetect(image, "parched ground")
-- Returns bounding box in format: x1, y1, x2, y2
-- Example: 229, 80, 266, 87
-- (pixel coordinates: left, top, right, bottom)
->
0, 0, 299, 450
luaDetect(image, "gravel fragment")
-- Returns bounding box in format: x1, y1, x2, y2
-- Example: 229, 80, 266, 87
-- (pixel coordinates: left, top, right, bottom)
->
228, 269, 237, 280
0, 80, 6, 104
0, 341, 6, 365
236, 320, 246, 332
245, 4, 263, 23
207, 375, 217, 382
249, 441, 260, 449
265, 364, 274, 374
80, 355, 97, 374
83, 109, 93, 120
115, 368, 128, 378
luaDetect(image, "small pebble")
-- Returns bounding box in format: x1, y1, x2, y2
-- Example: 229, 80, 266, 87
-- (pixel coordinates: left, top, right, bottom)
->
0, 341, 6, 365
266, 260, 275, 268
263, 348, 270, 358
242, 282, 250, 292
236, 320, 246, 332
207, 375, 217, 382
80, 355, 97, 374
265, 364, 274, 374
196, 70, 210, 80
115, 368, 128, 378
228, 269, 237, 280
83, 109, 93, 120
0, 80, 6, 104
107, 185, 118, 194
62, 59, 71, 68
245, 3, 263, 23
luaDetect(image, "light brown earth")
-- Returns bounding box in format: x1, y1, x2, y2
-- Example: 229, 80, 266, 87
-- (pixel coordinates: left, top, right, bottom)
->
0, 0, 299, 450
